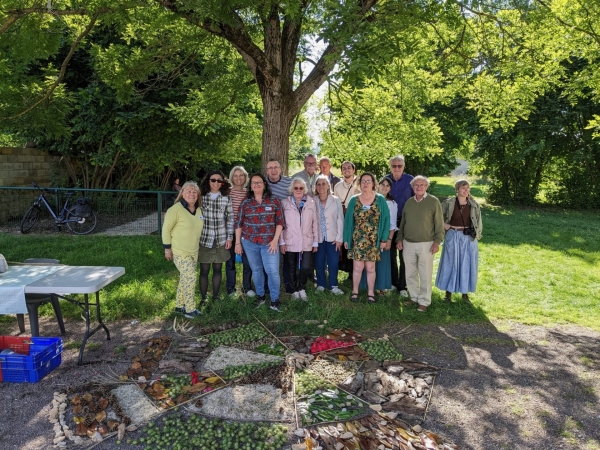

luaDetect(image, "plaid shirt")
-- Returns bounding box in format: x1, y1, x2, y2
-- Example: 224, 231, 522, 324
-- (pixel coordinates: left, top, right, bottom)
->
236, 196, 285, 245
200, 193, 234, 248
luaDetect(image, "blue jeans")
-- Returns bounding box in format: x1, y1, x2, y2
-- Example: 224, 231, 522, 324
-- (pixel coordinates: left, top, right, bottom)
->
241, 238, 280, 302
315, 241, 340, 290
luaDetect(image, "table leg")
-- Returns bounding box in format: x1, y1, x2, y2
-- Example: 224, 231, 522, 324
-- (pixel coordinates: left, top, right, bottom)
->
77, 292, 112, 366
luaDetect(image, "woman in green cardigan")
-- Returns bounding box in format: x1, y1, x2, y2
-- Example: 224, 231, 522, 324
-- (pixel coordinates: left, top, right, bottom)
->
343, 172, 390, 303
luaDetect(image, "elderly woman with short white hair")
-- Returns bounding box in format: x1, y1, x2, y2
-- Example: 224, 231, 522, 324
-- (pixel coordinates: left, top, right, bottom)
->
435, 179, 482, 304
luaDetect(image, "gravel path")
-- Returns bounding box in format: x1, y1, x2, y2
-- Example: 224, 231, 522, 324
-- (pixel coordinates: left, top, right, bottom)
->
0, 318, 598, 450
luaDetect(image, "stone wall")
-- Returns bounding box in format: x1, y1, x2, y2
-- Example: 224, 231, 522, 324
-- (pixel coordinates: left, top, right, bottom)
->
0, 147, 64, 187
0, 147, 65, 224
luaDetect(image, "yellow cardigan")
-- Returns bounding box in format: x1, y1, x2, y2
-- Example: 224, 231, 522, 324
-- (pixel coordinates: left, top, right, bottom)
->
162, 203, 204, 257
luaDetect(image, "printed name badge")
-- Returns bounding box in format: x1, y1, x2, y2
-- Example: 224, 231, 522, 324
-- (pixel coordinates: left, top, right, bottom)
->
265, 206, 273, 211
362, 205, 371, 210
198, 215, 204, 220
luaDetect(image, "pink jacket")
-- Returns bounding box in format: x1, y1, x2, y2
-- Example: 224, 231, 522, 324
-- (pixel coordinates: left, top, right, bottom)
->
280, 196, 319, 252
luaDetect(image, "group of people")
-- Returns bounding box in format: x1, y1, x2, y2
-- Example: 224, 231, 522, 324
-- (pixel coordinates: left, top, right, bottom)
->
162, 154, 482, 317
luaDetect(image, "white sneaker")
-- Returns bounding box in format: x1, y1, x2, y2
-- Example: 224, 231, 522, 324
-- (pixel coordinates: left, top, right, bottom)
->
400, 290, 408, 298
316, 286, 325, 292
389, 286, 398, 291
299, 290, 307, 300
330, 286, 344, 295
245, 290, 256, 297
292, 291, 301, 299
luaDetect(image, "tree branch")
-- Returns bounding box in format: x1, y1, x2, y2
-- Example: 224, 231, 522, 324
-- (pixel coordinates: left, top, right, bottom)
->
535, 0, 600, 45
4, 16, 98, 120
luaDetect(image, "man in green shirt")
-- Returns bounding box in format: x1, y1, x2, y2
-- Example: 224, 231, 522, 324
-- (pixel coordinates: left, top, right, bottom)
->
395, 176, 444, 312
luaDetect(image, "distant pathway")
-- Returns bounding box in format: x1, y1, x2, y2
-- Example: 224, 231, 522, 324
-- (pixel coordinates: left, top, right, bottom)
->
98, 211, 164, 235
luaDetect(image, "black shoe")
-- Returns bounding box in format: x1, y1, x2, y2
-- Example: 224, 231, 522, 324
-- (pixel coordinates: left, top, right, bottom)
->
444, 291, 452, 302
175, 307, 185, 315
462, 294, 472, 304
269, 301, 282, 312
184, 309, 202, 318
255, 295, 266, 308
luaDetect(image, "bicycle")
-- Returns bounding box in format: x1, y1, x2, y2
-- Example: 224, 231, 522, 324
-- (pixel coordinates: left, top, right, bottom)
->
20, 183, 98, 235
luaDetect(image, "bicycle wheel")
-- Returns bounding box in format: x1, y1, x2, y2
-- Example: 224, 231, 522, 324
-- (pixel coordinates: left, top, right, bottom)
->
20, 206, 41, 234
66, 207, 98, 235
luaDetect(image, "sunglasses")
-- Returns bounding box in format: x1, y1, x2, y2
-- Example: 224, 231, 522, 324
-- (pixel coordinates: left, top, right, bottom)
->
210, 178, 224, 184
293, 187, 305, 191
391, 164, 404, 168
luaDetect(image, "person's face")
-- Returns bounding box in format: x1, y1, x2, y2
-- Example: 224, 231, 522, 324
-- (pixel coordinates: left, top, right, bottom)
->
390, 159, 405, 179
360, 176, 375, 193
413, 179, 428, 197
250, 176, 265, 195
209, 174, 224, 193
378, 181, 391, 196
292, 182, 306, 200
341, 163, 355, 179
232, 170, 246, 188
304, 157, 317, 175
174, 179, 180, 184
266, 161, 281, 180
457, 183, 470, 198
315, 179, 329, 196
182, 186, 198, 205
319, 160, 331, 175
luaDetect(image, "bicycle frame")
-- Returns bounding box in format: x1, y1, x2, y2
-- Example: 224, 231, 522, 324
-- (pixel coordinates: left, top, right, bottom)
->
34, 190, 81, 224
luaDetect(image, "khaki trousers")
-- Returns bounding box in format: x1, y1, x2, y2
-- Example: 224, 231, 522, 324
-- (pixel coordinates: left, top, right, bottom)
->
403, 240, 434, 307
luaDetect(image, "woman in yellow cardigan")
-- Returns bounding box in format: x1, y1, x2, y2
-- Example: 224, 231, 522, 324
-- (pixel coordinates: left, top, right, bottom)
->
162, 181, 204, 318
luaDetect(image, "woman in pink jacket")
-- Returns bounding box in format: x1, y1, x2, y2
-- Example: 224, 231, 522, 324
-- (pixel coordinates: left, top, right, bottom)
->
280, 178, 319, 300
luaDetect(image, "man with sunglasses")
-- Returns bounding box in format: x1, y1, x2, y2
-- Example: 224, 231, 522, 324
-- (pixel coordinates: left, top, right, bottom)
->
387, 155, 414, 298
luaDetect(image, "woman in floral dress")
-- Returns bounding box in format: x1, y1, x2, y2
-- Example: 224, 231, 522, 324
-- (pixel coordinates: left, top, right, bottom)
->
343, 172, 390, 303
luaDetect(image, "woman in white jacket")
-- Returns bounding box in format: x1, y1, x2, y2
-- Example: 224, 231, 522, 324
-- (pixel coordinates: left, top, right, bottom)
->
280, 178, 319, 300
314, 175, 345, 295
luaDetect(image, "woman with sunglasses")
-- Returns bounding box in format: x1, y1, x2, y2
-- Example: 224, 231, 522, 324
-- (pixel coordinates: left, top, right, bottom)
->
198, 170, 234, 308
343, 172, 390, 304
280, 178, 319, 300
235, 173, 285, 311
359, 177, 397, 295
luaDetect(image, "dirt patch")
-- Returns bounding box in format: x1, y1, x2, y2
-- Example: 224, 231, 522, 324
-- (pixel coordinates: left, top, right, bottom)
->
0, 317, 598, 449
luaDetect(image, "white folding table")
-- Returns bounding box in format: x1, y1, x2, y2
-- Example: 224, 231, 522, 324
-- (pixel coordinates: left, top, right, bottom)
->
2, 265, 125, 365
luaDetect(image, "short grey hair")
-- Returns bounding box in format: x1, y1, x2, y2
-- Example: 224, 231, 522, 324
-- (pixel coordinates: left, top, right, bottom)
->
304, 153, 317, 161
389, 155, 405, 165
314, 174, 331, 196
229, 166, 249, 187
410, 175, 430, 188
319, 156, 331, 164
288, 177, 308, 194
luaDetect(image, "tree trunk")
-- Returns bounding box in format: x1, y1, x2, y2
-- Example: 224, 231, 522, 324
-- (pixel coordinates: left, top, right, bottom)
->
261, 92, 294, 174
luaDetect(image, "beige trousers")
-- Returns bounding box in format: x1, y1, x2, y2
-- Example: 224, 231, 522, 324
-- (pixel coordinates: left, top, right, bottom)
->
403, 240, 434, 307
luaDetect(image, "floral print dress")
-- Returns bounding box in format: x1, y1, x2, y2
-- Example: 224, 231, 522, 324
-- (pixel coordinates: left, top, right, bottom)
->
348, 197, 381, 262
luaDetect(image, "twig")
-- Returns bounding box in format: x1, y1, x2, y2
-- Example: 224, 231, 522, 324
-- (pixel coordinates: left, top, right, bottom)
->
421, 372, 437, 424
253, 315, 290, 352
292, 368, 300, 429
392, 324, 412, 336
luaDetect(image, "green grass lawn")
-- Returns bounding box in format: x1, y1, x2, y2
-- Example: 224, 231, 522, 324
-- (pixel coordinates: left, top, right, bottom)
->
1, 176, 598, 333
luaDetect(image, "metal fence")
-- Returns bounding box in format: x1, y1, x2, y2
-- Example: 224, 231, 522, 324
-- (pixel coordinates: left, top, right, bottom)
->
0, 186, 178, 235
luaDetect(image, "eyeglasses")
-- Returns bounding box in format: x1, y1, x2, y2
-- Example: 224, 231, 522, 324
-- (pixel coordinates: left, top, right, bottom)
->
391, 164, 404, 168
293, 187, 305, 191
305, 162, 316, 166
210, 178, 224, 184
250, 181, 264, 186
360, 179, 373, 184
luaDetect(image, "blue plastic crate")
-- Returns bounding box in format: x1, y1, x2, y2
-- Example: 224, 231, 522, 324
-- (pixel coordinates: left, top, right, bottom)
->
0, 353, 61, 383
0, 337, 63, 371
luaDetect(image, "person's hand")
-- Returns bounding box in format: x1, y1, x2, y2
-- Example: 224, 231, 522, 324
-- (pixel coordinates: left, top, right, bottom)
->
164, 248, 173, 261
430, 242, 439, 254
267, 239, 278, 254
384, 241, 392, 251
235, 243, 243, 255
444, 223, 451, 231
225, 239, 232, 250
334, 241, 342, 252
379, 242, 387, 252
280, 245, 286, 255
344, 242, 348, 250
396, 241, 403, 251
312, 246, 318, 253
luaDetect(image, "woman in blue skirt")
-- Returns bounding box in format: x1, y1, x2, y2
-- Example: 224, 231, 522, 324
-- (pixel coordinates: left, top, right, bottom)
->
435, 179, 482, 303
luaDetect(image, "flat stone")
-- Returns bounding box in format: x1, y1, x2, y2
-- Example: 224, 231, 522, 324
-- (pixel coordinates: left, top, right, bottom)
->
111, 385, 160, 424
